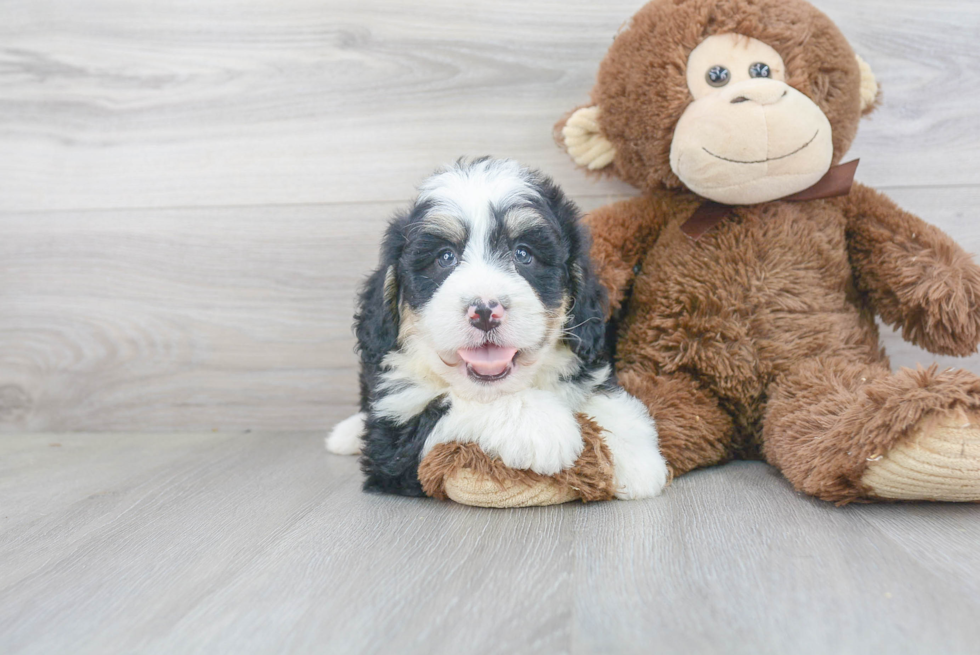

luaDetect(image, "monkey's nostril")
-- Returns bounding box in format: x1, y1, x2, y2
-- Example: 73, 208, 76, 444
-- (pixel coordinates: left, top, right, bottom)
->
731, 96, 749, 104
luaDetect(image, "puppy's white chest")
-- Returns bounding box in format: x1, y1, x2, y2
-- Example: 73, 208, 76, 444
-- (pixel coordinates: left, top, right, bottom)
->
422, 389, 584, 476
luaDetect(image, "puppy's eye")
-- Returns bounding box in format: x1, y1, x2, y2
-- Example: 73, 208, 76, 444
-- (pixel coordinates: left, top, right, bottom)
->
706, 65, 730, 87
749, 62, 771, 79
514, 246, 533, 265
436, 249, 458, 268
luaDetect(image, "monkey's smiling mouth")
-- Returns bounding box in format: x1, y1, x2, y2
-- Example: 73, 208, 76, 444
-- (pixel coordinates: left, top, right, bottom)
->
703, 130, 820, 165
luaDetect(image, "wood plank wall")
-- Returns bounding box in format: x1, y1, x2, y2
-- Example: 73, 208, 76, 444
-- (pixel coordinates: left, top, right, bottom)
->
1, 0, 978, 432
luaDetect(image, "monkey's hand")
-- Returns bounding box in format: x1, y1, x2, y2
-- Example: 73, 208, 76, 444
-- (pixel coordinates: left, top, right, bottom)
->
842, 183, 980, 356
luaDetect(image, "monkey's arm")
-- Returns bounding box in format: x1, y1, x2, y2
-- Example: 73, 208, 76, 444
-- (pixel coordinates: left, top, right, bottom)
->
841, 182, 980, 356
584, 192, 674, 314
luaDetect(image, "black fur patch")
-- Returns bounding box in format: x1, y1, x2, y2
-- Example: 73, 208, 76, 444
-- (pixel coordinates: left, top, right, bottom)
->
354, 214, 411, 413
507, 218, 566, 310
400, 204, 469, 311
360, 395, 450, 496
527, 172, 608, 368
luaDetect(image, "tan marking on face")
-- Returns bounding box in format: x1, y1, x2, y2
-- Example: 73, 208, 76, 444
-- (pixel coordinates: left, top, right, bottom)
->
508, 296, 567, 368
504, 208, 547, 240
383, 265, 398, 312
549, 297, 569, 343
417, 213, 467, 243
397, 303, 420, 345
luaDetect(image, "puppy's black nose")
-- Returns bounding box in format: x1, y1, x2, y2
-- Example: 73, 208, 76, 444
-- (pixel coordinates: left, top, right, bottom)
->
467, 300, 504, 332
469, 306, 497, 332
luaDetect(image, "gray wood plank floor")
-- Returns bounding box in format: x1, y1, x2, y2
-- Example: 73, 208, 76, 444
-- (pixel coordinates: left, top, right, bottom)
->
2, 432, 980, 654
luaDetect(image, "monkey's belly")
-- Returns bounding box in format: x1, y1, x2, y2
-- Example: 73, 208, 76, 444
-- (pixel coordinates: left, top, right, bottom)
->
616, 205, 882, 404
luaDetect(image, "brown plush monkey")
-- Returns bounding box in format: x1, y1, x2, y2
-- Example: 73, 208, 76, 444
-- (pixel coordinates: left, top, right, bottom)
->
553, 0, 980, 503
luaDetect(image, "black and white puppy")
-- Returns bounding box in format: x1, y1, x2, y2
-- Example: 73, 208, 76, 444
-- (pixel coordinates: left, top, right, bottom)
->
327, 158, 667, 499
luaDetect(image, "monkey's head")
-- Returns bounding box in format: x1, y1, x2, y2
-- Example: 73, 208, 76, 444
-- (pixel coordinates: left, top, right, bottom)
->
557, 0, 880, 204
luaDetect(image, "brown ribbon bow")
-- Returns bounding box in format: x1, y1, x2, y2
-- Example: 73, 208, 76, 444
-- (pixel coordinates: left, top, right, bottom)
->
680, 159, 860, 241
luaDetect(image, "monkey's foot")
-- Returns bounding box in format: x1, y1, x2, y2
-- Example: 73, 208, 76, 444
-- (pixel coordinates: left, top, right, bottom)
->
862, 409, 980, 501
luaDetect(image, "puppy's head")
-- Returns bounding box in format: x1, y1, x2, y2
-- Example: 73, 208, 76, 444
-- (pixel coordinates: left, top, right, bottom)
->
361, 158, 607, 401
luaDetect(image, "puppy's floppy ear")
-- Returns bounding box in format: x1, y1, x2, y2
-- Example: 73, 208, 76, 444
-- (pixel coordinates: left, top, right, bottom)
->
566, 252, 608, 367
355, 216, 407, 367
534, 175, 609, 366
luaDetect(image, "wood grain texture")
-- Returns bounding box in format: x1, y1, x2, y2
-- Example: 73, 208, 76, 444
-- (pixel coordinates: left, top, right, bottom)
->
0, 0, 978, 430
0, 189, 977, 431
574, 464, 980, 655
2, 432, 980, 654
0, 0, 978, 213
0, 203, 389, 431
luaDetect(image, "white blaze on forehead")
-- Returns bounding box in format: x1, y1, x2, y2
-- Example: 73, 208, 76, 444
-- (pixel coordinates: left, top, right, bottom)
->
418, 159, 537, 262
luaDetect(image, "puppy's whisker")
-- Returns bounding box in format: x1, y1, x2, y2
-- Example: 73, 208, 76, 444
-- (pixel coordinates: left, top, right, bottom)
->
563, 316, 603, 332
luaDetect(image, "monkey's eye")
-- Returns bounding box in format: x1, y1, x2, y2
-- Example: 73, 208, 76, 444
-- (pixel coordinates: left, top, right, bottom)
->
514, 246, 533, 265
749, 62, 771, 79
706, 65, 730, 87
437, 248, 458, 268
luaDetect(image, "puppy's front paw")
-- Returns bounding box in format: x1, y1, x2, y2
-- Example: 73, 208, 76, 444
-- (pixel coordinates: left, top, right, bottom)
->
326, 412, 366, 455
477, 391, 584, 475
612, 440, 669, 500
515, 394, 585, 475
428, 391, 585, 476
582, 390, 668, 499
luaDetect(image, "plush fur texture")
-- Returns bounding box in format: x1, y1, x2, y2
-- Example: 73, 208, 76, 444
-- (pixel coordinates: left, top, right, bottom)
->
579, 0, 865, 194
332, 158, 668, 501
671, 34, 837, 204
557, 0, 980, 503
419, 414, 618, 504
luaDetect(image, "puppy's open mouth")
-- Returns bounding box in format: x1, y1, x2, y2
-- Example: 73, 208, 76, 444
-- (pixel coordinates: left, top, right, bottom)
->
456, 345, 519, 382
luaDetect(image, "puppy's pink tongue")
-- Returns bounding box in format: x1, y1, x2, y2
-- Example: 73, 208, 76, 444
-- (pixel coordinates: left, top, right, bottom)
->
456, 345, 518, 376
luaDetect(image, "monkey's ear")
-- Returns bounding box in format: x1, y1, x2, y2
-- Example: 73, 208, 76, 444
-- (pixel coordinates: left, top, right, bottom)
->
555, 106, 616, 171
856, 54, 880, 116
